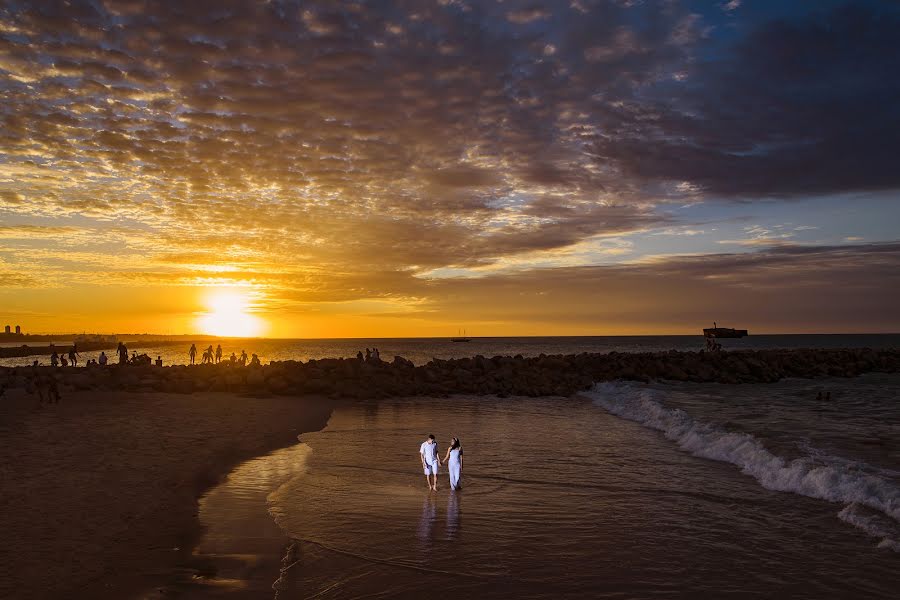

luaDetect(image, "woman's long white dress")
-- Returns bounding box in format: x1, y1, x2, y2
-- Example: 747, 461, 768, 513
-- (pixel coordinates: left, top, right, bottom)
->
448, 448, 462, 490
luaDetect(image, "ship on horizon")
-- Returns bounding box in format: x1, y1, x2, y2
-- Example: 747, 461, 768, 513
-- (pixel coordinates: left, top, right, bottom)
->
703, 322, 749, 338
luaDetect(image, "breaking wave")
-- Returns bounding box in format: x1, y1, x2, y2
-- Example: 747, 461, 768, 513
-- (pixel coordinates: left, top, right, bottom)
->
586, 382, 900, 551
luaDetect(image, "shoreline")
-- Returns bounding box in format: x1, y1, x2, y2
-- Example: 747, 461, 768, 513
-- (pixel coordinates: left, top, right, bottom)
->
0, 389, 336, 599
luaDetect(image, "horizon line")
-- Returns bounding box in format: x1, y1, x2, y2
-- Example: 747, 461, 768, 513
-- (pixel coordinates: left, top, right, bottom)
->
3, 332, 899, 340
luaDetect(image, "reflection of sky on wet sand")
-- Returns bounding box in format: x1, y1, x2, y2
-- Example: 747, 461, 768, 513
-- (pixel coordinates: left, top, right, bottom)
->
170, 443, 312, 596
417, 494, 437, 546
197, 444, 311, 554
446, 492, 461, 541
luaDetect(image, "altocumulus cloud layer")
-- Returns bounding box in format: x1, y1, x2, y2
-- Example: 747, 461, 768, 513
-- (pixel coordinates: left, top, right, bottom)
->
0, 0, 898, 332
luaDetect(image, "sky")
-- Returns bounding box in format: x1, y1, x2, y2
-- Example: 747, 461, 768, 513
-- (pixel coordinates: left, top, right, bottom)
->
1, 0, 898, 337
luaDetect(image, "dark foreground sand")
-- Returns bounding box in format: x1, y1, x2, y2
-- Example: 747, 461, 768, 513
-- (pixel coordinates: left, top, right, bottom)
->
0, 389, 335, 599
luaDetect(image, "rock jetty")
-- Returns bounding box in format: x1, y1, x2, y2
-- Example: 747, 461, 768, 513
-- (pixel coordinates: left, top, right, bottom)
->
0, 341, 113, 359
2, 348, 898, 399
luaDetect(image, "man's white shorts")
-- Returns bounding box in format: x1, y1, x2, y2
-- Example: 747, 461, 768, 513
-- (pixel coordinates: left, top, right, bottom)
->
423, 461, 439, 475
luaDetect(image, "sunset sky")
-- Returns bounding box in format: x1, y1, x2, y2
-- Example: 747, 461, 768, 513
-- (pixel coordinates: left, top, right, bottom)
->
1, 0, 898, 337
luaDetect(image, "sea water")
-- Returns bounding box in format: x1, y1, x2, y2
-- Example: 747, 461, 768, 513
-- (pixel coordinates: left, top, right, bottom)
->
189, 373, 899, 598
3, 333, 899, 367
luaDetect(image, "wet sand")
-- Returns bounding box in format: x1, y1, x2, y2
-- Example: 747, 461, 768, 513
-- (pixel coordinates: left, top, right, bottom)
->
0, 389, 335, 599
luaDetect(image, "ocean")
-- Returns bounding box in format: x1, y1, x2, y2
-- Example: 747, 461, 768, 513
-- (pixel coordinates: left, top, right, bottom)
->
3, 333, 899, 368
184, 371, 900, 598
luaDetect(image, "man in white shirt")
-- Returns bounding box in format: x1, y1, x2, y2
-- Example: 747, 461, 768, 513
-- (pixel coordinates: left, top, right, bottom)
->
419, 434, 440, 491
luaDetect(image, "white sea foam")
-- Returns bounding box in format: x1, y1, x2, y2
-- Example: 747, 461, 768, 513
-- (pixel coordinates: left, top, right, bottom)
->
586, 382, 900, 551
837, 504, 900, 552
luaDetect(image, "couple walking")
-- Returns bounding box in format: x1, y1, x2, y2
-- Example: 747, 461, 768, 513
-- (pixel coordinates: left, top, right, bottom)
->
419, 434, 463, 491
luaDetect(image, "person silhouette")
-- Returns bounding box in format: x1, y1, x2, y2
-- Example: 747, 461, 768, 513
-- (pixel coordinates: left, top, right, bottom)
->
215, 344, 223, 364
189, 343, 197, 365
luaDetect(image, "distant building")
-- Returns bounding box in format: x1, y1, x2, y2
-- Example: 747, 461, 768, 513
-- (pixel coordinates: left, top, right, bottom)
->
15, 325, 20, 334
3, 325, 9, 334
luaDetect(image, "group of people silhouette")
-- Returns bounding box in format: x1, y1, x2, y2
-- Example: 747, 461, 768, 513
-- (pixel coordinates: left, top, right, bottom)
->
358, 347, 382, 362
188, 344, 260, 367
48, 343, 81, 368
37, 341, 265, 369
39, 342, 158, 368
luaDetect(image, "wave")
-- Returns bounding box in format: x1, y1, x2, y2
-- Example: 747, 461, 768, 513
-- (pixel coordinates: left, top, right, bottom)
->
585, 382, 900, 551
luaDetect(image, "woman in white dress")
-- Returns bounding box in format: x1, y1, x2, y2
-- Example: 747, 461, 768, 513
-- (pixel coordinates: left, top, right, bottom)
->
440, 437, 463, 490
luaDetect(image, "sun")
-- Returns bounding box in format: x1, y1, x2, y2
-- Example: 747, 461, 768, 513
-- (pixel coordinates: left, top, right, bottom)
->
197, 289, 265, 337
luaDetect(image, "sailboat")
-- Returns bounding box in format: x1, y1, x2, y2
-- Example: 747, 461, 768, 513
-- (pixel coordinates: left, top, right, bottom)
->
450, 328, 471, 342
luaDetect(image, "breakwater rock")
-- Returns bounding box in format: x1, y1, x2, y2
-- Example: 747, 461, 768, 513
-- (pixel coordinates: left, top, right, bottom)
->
0, 341, 114, 359
2, 348, 898, 399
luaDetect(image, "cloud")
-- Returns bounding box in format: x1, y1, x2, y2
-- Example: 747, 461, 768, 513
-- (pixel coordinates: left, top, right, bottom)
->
0, 1, 897, 332
507, 6, 552, 24
589, 2, 900, 199
411, 242, 900, 331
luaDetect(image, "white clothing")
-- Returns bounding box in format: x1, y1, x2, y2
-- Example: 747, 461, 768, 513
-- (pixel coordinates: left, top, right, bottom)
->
448, 448, 462, 490
420, 440, 438, 463
420, 440, 439, 475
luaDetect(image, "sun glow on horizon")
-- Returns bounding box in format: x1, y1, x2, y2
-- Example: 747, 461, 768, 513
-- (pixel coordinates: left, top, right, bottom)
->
197, 289, 266, 338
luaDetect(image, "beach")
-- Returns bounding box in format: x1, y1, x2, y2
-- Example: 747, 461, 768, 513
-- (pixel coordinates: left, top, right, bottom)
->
1, 342, 898, 598
0, 389, 335, 599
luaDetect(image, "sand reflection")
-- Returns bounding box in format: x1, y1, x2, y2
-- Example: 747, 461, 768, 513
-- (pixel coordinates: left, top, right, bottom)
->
446, 491, 461, 540
417, 493, 438, 546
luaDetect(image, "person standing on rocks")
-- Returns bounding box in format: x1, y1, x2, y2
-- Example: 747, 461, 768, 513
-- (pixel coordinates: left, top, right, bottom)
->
215, 344, 223, 364
50, 351, 59, 367
68, 345, 78, 367
420, 434, 440, 491
189, 344, 197, 365
117, 342, 128, 365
